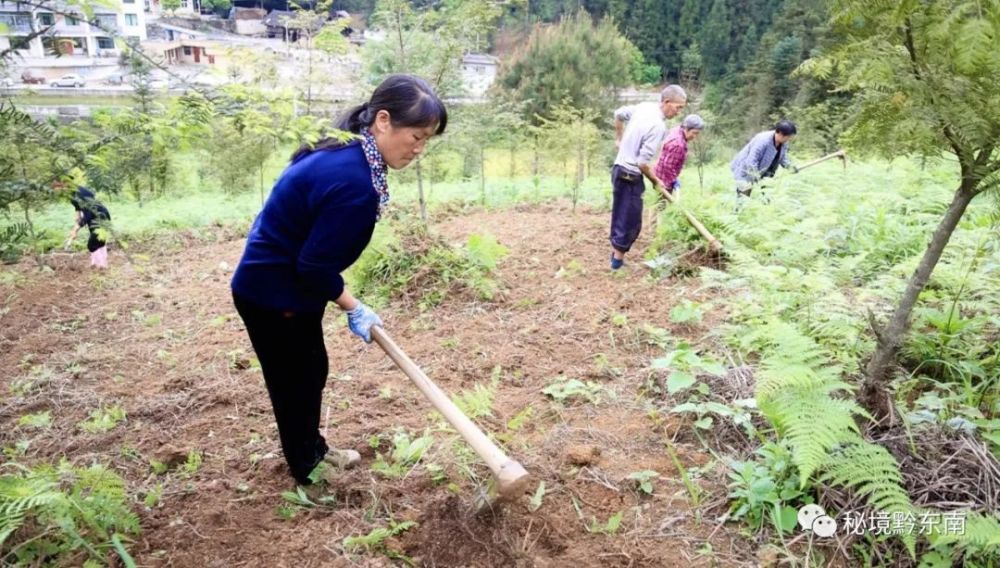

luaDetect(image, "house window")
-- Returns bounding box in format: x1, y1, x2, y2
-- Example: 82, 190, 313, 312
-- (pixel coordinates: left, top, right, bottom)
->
64, 15, 80, 26
125, 13, 138, 25
37, 12, 55, 25
10, 35, 32, 51
45, 36, 85, 55
95, 15, 118, 30
97, 37, 115, 49
182, 46, 191, 55
123, 0, 136, 3
0, 13, 32, 31
179, 0, 189, 8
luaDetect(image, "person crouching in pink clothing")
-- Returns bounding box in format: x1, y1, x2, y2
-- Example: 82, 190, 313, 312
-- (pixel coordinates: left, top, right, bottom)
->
653, 114, 706, 201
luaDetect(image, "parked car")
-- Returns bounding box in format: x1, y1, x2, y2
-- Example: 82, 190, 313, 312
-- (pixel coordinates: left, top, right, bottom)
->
52, 74, 86, 88
21, 70, 46, 84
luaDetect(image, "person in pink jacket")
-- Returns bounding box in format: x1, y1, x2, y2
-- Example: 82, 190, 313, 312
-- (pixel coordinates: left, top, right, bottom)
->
653, 114, 705, 200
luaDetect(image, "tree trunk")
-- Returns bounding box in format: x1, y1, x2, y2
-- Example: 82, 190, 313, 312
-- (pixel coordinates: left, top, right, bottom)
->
22, 201, 43, 268
416, 157, 427, 225
479, 146, 486, 206
509, 144, 515, 180
574, 140, 583, 213
306, 40, 313, 115
862, 183, 979, 417
395, 9, 406, 70
532, 135, 540, 177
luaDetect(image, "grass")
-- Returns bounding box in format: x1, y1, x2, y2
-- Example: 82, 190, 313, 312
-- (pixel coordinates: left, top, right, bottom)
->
21, 147, 976, 254
3, 142, 998, 564
649, 154, 999, 561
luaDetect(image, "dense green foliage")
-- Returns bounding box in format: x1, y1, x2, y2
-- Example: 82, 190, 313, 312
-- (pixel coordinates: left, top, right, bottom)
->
0, 461, 140, 566
497, 11, 653, 123
3, 1, 999, 565
347, 220, 509, 310
652, 160, 999, 564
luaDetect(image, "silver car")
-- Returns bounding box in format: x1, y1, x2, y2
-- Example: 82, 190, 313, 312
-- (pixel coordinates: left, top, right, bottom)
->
52, 74, 86, 87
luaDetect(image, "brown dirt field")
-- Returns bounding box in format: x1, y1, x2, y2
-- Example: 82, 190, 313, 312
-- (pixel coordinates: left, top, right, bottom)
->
0, 205, 760, 567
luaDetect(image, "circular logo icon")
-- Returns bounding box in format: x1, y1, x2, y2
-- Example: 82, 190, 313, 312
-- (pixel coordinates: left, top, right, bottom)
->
798, 504, 825, 531
811, 515, 838, 538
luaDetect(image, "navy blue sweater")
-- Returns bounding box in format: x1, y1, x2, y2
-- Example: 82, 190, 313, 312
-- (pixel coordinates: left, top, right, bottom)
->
231, 142, 379, 312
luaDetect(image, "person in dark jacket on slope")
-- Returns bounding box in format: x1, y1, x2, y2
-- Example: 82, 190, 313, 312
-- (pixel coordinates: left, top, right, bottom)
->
231, 74, 447, 490
63, 185, 112, 269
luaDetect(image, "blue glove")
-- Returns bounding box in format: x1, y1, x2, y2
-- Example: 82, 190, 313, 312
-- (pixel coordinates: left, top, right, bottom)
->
347, 301, 382, 343
670, 180, 681, 191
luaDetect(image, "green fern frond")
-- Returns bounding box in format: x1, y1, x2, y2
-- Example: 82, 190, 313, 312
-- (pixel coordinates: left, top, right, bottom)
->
746, 320, 846, 399
758, 378, 864, 484
0, 466, 63, 547
820, 442, 917, 557
929, 512, 1000, 557
0, 462, 139, 561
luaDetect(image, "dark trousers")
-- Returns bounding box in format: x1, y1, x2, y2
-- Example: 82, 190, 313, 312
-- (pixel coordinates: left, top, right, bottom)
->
86, 230, 107, 252
233, 294, 329, 484
86, 212, 110, 252
610, 165, 645, 252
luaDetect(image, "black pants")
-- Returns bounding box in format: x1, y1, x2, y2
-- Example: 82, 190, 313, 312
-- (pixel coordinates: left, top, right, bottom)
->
85, 212, 110, 252
610, 165, 645, 252
233, 294, 329, 484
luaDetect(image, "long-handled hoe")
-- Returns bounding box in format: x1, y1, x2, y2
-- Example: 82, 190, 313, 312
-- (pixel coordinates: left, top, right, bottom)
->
795, 149, 847, 172
371, 326, 531, 512
654, 184, 723, 253
647, 149, 847, 269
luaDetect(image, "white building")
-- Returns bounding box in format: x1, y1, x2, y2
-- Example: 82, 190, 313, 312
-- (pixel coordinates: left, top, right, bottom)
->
0, 0, 146, 76
460, 53, 498, 97
144, 0, 201, 20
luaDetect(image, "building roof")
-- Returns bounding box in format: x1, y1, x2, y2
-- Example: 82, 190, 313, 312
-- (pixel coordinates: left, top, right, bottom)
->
144, 39, 223, 52
155, 22, 208, 37
263, 8, 353, 29
0, 0, 117, 13
462, 53, 498, 66
263, 10, 294, 27
231, 7, 265, 20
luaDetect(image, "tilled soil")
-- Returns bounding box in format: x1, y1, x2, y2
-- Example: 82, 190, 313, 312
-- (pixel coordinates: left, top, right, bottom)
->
0, 204, 755, 567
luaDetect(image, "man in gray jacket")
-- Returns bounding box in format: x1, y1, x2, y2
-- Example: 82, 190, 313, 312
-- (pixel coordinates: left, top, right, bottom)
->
609, 84, 687, 270
730, 120, 799, 198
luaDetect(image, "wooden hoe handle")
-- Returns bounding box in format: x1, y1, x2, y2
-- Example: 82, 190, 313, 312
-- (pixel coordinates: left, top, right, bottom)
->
797, 149, 847, 172
656, 185, 723, 253
370, 326, 531, 499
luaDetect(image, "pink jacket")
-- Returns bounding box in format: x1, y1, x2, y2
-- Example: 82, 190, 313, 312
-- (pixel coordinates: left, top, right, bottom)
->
654, 126, 688, 185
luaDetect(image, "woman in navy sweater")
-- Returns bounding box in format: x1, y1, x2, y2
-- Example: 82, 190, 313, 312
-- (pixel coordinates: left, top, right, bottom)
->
231, 75, 447, 488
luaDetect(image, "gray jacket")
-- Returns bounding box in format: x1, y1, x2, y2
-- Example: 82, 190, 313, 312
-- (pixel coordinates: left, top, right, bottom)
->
730, 130, 792, 182
613, 102, 667, 175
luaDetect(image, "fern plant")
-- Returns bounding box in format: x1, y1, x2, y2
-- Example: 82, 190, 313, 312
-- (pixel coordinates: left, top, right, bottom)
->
371, 430, 434, 479
820, 442, 918, 556
0, 460, 140, 565
928, 512, 1000, 563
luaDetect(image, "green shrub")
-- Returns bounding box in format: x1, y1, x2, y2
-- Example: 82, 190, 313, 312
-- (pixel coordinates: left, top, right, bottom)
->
0, 461, 140, 565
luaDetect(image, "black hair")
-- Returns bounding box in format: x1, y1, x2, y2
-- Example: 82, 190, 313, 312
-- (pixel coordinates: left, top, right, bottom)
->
775, 119, 797, 136
70, 187, 95, 211
292, 74, 447, 161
